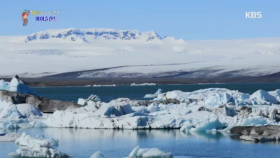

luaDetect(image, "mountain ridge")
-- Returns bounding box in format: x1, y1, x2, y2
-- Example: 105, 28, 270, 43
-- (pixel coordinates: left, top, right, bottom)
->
24, 28, 163, 43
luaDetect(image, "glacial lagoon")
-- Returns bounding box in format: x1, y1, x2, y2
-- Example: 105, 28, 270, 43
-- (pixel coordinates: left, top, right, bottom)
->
1, 128, 280, 158
2, 83, 280, 157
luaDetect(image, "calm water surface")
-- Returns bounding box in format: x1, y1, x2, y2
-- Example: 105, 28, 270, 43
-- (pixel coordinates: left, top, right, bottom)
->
33, 83, 280, 102
1, 129, 280, 158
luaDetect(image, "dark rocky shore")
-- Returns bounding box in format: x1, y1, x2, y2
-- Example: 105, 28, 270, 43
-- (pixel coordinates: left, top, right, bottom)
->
0, 90, 81, 113
230, 125, 280, 142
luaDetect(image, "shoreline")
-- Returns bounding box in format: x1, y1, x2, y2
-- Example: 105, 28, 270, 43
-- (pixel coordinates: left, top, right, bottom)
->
2, 76, 280, 87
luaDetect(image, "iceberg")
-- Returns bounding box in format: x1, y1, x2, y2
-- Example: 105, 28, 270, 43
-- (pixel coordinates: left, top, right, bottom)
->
144, 89, 162, 98
131, 83, 157, 86
8, 133, 69, 158
0, 100, 42, 119
90, 151, 106, 158
128, 146, 172, 158
0, 77, 38, 96
0, 100, 22, 118
16, 104, 42, 118
251, 90, 278, 105
89, 147, 172, 158
0, 133, 21, 142
269, 89, 280, 102
189, 117, 226, 131
8, 77, 39, 96
15, 132, 59, 147
0, 80, 10, 91
3, 87, 280, 132
235, 116, 274, 126
204, 93, 232, 107
77, 94, 101, 106
77, 98, 87, 106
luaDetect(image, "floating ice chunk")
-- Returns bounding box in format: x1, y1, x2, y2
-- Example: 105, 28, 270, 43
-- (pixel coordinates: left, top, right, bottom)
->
29, 121, 48, 128
269, 89, 280, 102
131, 83, 157, 86
124, 112, 149, 117
128, 146, 172, 158
92, 103, 134, 117
0, 100, 42, 119
72, 103, 100, 113
0, 79, 10, 91
0, 100, 22, 118
90, 151, 106, 158
238, 93, 250, 101
116, 104, 134, 115
204, 93, 231, 107
44, 110, 150, 129
0, 133, 21, 142
0, 120, 29, 129
189, 116, 226, 132
87, 94, 101, 102
235, 93, 251, 106
93, 104, 122, 117
165, 90, 190, 102
77, 98, 87, 106
180, 121, 193, 132
144, 89, 162, 98
9, 77, 39, 96
235, 116, 273, 126
77, 94, 101, 106
9, 133, 69, 158
16, 104, 42, 118
8, 146, 70, 158
146, 103, 159, 113
132, 106, 150, 114
15, 132, 59, 147
251, 90, 278, 105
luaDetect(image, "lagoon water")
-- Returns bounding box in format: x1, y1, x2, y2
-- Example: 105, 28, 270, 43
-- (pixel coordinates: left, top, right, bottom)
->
34, 83, 280, 102
2, 83, 280, 157
1, 128, 280, 158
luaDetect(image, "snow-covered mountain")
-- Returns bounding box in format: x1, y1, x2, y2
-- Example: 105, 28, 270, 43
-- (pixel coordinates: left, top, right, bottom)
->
1, 28, 280, 79
24, 28, 162, 43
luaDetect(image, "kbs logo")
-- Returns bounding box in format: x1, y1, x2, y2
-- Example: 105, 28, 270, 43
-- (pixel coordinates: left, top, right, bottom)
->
245, 12, 262, 18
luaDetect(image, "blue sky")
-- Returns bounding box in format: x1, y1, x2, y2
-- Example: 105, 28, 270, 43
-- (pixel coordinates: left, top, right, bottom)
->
1, 0, 280, 40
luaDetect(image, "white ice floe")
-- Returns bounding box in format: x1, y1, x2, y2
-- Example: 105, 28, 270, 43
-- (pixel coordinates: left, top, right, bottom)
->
90, 151, 106, 158
85, 84, 116, 87
131, 83, 157, 86
128, 146, 172, 158
8, 132, 69, 158
0, 133, 21, 142
15, 132, 59, 147
90, 146, 172, 158
93, 84, 116, 87
144, 89, 162, 98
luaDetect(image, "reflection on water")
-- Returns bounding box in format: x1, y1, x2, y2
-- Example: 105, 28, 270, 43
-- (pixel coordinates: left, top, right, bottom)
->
1, 128, 280, 158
